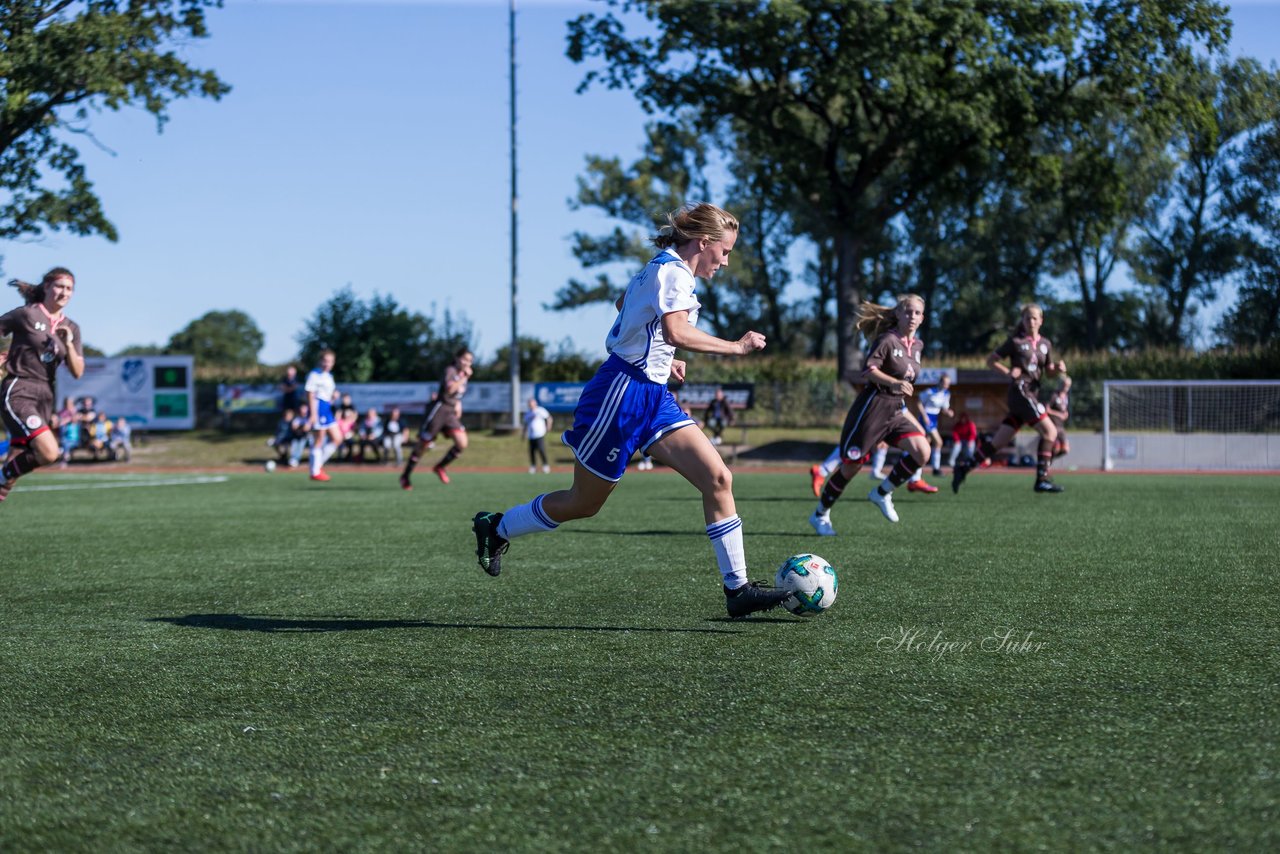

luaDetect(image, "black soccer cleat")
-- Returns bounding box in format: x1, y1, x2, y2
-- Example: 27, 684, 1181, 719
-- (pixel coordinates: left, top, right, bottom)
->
1034, 479, 1065, 493
472, 511, 509, 577
725, 581, 790, 619
951, 458, 972, 494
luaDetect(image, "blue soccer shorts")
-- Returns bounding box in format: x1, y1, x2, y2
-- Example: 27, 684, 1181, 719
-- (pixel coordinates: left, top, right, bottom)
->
563, 355, 696, 482
315, 400, 336, 429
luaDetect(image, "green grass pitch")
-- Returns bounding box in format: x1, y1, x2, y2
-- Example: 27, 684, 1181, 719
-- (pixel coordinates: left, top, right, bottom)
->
1, 469, 1277, 850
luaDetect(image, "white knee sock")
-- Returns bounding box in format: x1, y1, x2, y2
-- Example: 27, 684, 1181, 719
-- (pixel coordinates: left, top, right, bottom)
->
819, 446, 842, 478
871, 447, 887, 476
910, 468, 922, 482
310, 440, 334, 476
706, 515, 747, 590
497, 494, 559, 540
931, 448, 942, 470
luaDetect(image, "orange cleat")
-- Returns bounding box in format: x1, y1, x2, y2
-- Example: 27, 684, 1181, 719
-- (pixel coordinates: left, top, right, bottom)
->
433, 465, 450, 485
809, 465, 825, 498
310, 471, 331, 482
399, 473, 413, 491
907, 479, 938, 494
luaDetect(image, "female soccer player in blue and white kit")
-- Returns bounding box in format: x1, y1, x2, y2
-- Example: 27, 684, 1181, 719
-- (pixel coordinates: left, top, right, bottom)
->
304, 349, 343, 482
472, 203, 789, 618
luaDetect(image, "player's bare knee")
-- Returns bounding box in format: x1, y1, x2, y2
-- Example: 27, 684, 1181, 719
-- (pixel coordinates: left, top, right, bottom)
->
33, 445, 60, 466
703, 465, 732, 498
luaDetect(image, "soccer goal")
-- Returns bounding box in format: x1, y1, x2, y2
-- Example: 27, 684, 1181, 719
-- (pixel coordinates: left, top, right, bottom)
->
1102, 380, 1280, 471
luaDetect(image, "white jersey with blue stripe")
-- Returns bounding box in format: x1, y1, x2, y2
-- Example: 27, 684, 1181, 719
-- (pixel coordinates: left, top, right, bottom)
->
305, 368, 336, 405
919, 385, 951, 416
605, 248, 700, 384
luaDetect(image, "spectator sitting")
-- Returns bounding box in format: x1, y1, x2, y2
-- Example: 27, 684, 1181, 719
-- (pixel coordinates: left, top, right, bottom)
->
703, 386, 735, 446
89, 411, 112, 461
58, 397, 78, 431
59, 413, 82, 467
335, 393, 359, 461
78, 396, 99, 452
382, 407, 405, 465
268, 408, 296, 464
948, 411, 979, 468
110, 417, 133, 462
287, 404, 313, 468
356, 408, 383, 462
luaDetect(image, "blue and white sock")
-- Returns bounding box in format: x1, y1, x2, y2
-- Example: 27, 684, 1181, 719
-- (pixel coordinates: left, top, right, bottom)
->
931, 448, 942, 470
496, 494, 559, 540
706, 515, 747, 590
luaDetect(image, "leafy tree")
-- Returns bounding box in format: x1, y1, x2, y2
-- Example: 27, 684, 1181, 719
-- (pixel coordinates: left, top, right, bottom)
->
0, 1, 229, 241
550, 116, 707, 313
1216, 98, 1280, 346
1127, 58, 1280, 346
485, 336, 597, 383
1045, 90, 1172, 351
115, 344, 166, 356
167, 309, 263, 367
568, 0, 1231, 379
296, 288, 472, 383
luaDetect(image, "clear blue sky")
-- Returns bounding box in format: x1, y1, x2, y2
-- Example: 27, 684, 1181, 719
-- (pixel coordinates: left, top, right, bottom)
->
2, 0, 1277, 364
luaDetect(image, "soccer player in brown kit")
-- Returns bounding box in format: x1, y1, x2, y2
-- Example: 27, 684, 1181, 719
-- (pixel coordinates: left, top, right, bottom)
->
0, 269, 85, 504
809, 294, 932, 533
400, 347, 473, 489
952, 303, 1066, 494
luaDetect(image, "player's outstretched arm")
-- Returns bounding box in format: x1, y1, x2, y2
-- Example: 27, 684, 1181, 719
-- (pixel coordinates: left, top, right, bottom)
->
660, 312, 765, 356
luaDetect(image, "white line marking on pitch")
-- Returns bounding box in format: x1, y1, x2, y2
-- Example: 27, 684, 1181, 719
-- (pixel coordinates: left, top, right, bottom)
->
21, 475, 230, 492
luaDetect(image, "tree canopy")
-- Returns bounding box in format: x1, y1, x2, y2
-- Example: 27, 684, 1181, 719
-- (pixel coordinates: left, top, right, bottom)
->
566, 1, 1260, 365
0, 0, 229, 241
295, 288, 472, 383
167, 309, 263, 367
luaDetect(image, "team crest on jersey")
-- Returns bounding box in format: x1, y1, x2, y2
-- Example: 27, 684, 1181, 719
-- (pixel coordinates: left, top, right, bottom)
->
25, 415, 43, 429
1039, 343, 1049, 354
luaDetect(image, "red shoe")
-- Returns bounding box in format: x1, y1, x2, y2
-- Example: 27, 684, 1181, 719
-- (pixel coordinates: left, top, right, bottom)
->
310, 471, 331, 482
433, 465, 450, 485
399, 472, 413, 491
907, 479, 938, 494
809, 465, 824, 499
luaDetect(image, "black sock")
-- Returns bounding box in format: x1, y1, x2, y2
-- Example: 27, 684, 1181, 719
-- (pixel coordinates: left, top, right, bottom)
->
437, 446, 462, 469
887, 454, 922, 488
819, 468, 851, 511
972, 438, 997, 466
2, 449, 39, 482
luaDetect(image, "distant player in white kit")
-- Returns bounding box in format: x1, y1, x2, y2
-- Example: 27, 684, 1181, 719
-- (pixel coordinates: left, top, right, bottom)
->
304, 349, 343, 482
918, 373, 953, 472
471, 203, 790, 618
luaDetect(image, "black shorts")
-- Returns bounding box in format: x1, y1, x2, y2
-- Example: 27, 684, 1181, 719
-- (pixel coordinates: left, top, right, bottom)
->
838, 388, 925, 464
1003, 382, 1048, 429
1, 377, 55, 445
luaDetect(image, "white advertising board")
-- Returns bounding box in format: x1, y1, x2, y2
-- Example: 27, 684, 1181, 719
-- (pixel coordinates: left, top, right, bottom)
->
57, 356, 195, 430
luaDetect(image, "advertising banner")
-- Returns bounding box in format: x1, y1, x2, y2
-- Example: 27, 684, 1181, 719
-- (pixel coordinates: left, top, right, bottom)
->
57, 356, 195, 430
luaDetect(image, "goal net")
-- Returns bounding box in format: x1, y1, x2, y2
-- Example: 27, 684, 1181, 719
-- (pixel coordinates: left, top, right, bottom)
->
1103, 380, 1280, 471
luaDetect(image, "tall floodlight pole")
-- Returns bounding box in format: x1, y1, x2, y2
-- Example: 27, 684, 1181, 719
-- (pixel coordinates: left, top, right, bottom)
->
508, 0, 521, 428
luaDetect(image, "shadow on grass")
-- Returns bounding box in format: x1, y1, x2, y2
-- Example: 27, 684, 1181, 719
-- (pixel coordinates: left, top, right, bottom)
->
150, 613, 740, 634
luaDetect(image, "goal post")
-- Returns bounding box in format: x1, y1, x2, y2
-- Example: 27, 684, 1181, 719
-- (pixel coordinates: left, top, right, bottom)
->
1102, 380, 1280, 471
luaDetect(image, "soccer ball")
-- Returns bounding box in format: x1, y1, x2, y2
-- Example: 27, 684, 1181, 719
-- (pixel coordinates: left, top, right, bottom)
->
775, 553, 837, 617
264, 460, 277, 473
